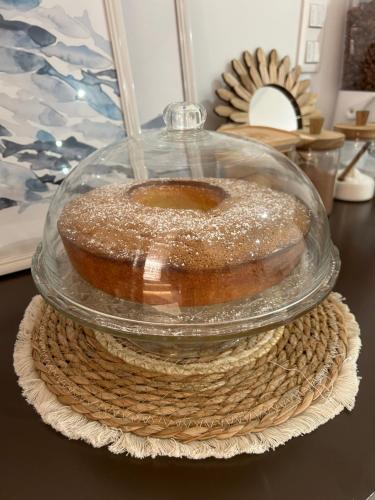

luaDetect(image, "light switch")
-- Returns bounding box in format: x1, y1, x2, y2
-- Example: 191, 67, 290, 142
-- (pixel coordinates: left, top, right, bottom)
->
309, 3, 325, 28
298, 0, 327, 73
305, 41, 316, 63
313, 41, 320, 63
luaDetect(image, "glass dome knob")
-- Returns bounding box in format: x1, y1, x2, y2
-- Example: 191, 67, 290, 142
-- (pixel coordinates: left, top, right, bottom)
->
163, 101, 207, 131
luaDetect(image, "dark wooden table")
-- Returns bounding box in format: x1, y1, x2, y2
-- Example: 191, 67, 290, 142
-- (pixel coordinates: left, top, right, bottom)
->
1, 200, 374, 500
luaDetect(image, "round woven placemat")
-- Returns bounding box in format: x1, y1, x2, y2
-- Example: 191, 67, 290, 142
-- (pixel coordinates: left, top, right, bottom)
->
14, 293, 360, 459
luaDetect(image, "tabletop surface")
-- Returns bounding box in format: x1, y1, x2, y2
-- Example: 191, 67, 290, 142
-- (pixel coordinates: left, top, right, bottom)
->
1, 200, 374, 500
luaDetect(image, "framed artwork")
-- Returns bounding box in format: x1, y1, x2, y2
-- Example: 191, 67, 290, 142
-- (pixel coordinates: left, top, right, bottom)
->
0, 0, 127, 274
0, 0, 165, 276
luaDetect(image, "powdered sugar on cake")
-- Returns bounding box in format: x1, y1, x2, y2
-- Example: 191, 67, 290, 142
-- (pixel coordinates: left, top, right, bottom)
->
58, 178, 310, 270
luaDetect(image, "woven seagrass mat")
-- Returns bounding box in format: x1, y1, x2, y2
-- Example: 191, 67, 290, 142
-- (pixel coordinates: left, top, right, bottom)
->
14, 293, 361, 459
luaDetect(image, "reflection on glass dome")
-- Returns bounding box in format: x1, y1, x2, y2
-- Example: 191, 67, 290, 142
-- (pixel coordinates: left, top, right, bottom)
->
32, 102, 340, 339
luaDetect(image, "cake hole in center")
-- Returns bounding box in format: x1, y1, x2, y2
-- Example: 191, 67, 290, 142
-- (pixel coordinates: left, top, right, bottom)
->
130, 180, 226, 211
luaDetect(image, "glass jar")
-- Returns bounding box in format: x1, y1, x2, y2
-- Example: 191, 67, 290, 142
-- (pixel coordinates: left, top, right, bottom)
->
342, 0, 375, 91
294, 124, 345, 214
335, 112, 375, 178
31, 102, 340, 356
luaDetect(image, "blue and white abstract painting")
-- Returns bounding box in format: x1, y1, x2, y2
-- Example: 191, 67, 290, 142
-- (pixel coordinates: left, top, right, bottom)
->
0, 0, 161, 274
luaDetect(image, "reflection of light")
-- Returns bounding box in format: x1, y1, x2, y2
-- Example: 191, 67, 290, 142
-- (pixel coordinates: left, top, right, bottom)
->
77, 88, 86, 99
143, 255, 163, 281
260, 212, 268, 219
255, 239, 260, 244
56, 140, 62, 147
62, 166, 70, 175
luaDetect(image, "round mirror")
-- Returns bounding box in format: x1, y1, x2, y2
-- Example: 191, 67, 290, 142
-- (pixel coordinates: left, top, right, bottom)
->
249, 85, 301, 131
215, 48, 318, 131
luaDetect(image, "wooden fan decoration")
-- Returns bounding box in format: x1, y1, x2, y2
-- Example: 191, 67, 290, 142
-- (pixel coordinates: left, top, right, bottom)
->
214, 48, 318, 128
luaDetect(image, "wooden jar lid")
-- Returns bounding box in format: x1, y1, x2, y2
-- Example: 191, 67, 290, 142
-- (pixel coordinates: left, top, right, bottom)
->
297, 129, 345, 151
297, 116, 345, 151
334, 110, 375, 140
218, 124, 300, 153
334, 123, 375, 140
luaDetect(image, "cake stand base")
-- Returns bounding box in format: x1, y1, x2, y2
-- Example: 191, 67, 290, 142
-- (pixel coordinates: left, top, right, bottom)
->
14, 293, 360, 459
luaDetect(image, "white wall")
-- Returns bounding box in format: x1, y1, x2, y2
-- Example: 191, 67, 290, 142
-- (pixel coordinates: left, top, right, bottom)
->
122, 0, 183, 125
122, 0, 346, 129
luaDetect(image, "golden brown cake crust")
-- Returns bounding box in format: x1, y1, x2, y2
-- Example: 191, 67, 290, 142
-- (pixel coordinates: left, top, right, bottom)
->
58, 178, 310, 306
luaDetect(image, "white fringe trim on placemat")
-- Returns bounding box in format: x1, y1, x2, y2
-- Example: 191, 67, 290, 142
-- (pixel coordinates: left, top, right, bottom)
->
13, 294, 361, 459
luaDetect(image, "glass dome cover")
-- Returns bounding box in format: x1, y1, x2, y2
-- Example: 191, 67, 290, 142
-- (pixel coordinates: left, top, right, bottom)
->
32, 102, 340, 340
